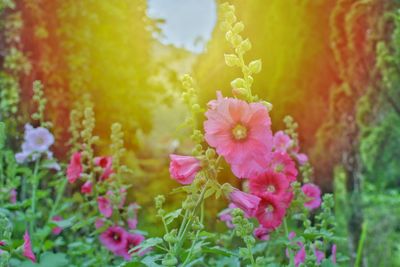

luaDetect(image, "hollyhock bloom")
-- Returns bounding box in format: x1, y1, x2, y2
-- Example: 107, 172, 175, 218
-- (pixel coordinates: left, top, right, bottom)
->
331, 244, 337, 264
302, 183, 322, 210
273, 131, 293, 152
116, 232, 145, 260
94, 156, 113, 180
10, 189, 17, 203
269, 151, 298, 182
98, 196, 113, 218
253, 225, 270, 241
204, 92, 273, 178
294, 244, 306, 267
81, 181, 93, 194
229, 189, 261, 217
95, 218, 105, 229
23, 231, 36, 262
249, 170, 290, 198
0, 241, 5, 246
52, 216, 63, 235
255, 194, 287, 229
315, 247, 325, 264
169, 154, 201, 185
67, 152, 83, 183
99, 226, 127, 253
127, 203, 140, 229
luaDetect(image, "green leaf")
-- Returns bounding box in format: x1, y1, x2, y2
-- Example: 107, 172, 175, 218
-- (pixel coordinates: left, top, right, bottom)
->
202, 246, 237, 257
164, 209, 182, 225
39, 252, 69, 267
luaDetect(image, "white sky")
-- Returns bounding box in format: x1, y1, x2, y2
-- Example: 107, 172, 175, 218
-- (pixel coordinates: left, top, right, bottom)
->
147, 0, 217, 53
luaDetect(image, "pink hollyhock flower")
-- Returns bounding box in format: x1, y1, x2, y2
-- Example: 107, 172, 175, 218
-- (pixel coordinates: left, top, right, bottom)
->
315, 247, 325, 264
294, 243, 306, 267
67, 152, 83, 183
218, 203, 241, 228
81, 181, 93, 194
253, 225, 270, 241
255, 194, 287, 229
169, 154, 201, 185
302, 183, 322, 210
118, 188, 127, 209
116, 232, 145, 260
0, 241, 5, 246
204, 92, 273, 178
10, 189, 17, 203
249, 171, 290, 198
127, 203, 140, 229
273, 131, 293, 152
99, 226, 127, 253
269, 151, 298, 182
331, 244, 337, 264
23, 231, 36, 262
229, 189, 261, 217
95, 218, 105, 229
98, 196, 113, 218
52, 216, 63, 235
94, 156, 113, 181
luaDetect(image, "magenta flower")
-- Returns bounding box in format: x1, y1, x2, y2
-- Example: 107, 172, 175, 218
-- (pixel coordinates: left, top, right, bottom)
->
127, 203, 140, 229
229, 189, 261, 217
269, 151, 298, 182
52, 216, 63, 235
23, 231, 36, 262
99, 226, 127, 253
169, 154, 201, 185
331, 244, 337, 264
249, 170, 290, 198
94, 156, 113, 181
81, 181, 93, 194
253, 225, 270, 241
255, 194, 287, 229
0, 241, 5, 246
204, 92, 273, 178
294, 244, 306, 267
116, 232, 145, 260
98, 196, 113, 218
315, 247, 325, 264
95, 218, 105, 229
302, 183, 322, 210
10, 189, 17, 203
67, 152, 83, 183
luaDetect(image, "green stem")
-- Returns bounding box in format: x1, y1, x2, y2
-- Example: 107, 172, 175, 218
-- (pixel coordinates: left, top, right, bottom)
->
48, 178, 68, 220
355, 222, 368, 267
30, 159, 40, 234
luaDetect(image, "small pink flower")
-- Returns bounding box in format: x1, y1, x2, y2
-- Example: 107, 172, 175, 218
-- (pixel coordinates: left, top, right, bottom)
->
10, 189, 17, 203
229, 189, 261, 217
98, 196, 113, 218
269, 151, 298, 182
94, 156, 113, 181
273, 131, 293, 152
99, 226, 127, 253
23, 231, 36, 262
95, 218, 105, 229
295, 153, 308, 165
204, 92, 273, 178
169, 154, 201, 185
255, 194, 287, 229
52, 216, 63, 235
249, 171, 290, 198
218, 203, 240, 228
253, 225, 270, 241
81, 181, 93, 194
127, 203, 139, 229
116, 232, 145, 260
315, 247, 325, 264
0, 241, 5, 246
331, 244, 337, 264
67, 152, 83, 183
118, 188, 127, 209
302, 183, 322, 210
294, 243, 306, 267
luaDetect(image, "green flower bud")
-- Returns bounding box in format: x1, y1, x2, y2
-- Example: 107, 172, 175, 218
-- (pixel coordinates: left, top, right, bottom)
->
232, 22, 244, 33
162, 254, 178, 266
249, 59, 262, 74
231, 78, 246, 88
205, 148, 216, 159
232, 88, 248, 98
224, 54, 240, 67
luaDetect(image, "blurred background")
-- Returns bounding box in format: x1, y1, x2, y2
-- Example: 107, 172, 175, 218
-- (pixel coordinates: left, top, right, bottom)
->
1, 0, 399, 266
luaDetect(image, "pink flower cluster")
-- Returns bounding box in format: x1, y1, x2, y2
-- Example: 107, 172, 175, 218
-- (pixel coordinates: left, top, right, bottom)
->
167, 92, 321, 238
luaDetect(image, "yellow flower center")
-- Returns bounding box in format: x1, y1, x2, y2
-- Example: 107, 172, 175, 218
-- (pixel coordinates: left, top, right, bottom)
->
267, 185, 275, 193
265, 204, 274, 213
232, 124, 248, 140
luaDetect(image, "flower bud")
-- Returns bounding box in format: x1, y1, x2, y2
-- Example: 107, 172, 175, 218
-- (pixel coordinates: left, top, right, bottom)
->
249, 59, 262, 74
224, 54, 240, 67
232, 22, 244, 33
